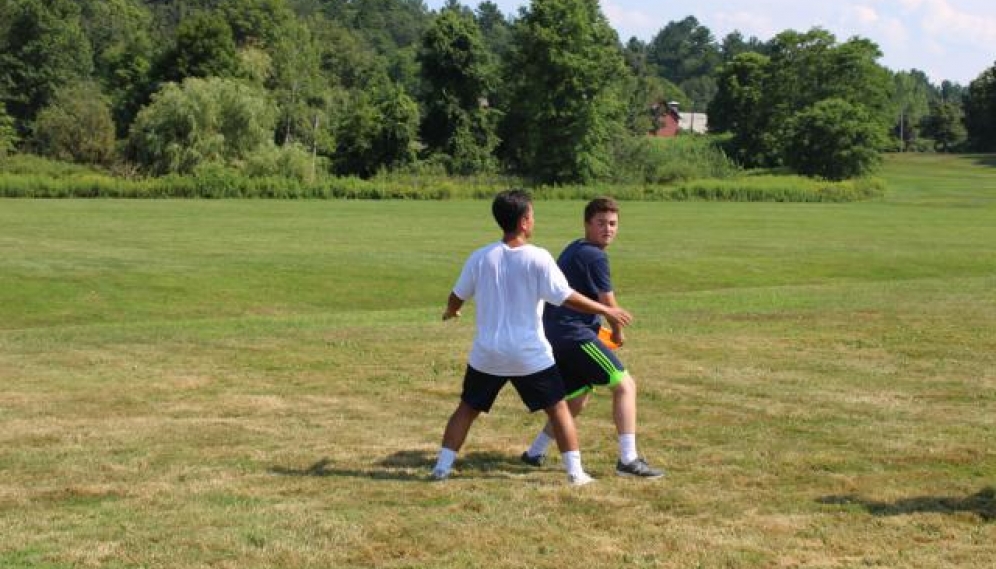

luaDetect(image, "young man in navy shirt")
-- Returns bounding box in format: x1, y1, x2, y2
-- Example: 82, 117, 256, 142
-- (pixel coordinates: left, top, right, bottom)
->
522, 197, 664, 478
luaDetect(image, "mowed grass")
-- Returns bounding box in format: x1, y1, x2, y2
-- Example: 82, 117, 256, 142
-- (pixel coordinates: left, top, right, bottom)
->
1, 154, 994, 568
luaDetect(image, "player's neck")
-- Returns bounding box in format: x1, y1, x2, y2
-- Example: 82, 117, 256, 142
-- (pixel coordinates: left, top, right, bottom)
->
503, 233, 528, 248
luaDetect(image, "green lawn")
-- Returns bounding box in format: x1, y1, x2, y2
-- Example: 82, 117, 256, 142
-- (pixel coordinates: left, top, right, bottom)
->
1, 154, 994, 568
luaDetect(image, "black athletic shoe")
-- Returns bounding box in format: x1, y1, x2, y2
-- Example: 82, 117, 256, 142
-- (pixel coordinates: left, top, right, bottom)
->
520, 451, 545, 467
615, 457, 665, 479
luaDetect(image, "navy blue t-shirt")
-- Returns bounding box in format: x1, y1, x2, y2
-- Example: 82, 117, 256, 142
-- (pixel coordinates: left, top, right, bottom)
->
542, 239, 612, 346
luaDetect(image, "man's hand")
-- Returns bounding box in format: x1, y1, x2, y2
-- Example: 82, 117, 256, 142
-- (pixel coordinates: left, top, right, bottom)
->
443, 292, 464, 321
602, 306, 632, 328
610, 327, 625, 348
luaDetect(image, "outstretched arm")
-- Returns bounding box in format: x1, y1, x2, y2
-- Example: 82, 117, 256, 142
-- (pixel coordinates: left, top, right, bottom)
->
562, 291, 632, 329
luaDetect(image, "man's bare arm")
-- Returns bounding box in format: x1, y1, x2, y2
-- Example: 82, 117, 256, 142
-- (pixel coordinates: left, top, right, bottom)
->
562, 291, 632, 329
598, 291, 625, 347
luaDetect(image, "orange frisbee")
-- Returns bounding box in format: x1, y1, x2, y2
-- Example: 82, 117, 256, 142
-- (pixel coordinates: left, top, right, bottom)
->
598, 326, 620, 350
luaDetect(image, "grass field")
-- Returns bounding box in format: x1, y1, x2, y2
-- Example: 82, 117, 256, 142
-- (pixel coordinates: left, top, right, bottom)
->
1, 153, 994, 568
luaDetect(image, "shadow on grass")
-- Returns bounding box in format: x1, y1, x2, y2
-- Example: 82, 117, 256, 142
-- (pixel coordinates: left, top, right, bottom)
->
970, 154, 996, 168
269, 450, 536, 481
818, 486, 995, 521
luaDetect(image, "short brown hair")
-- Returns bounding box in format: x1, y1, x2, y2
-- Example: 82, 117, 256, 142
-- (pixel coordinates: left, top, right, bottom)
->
584, 197, 619, 222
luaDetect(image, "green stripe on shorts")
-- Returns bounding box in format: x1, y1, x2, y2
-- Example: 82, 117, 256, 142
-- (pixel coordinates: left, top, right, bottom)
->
580, 342, 626, 388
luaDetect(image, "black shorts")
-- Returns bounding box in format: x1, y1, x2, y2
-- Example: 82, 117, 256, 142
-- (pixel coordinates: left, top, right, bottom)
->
461, 365, 566, 413
552, 339, 626, 400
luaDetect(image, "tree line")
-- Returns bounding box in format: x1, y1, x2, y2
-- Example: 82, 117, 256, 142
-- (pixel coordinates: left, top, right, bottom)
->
1, 0, 994, 185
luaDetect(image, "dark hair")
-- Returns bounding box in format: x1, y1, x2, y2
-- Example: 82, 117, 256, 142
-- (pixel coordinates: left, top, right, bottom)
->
492, 189, 532, 233
584, 197, 619, 222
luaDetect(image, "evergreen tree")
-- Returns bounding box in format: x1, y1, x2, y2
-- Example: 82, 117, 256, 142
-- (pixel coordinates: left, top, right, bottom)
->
647, 16, 720, 87
475, 1, 513, 60
719, 30, 768, 61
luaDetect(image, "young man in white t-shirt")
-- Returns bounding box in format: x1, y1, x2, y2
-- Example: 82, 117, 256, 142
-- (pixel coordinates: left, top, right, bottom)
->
431, 190, 633, 486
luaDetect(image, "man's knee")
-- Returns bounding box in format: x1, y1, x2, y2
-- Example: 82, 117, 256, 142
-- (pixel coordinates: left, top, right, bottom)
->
543, 399, 568, 417
611, 372, 636, 393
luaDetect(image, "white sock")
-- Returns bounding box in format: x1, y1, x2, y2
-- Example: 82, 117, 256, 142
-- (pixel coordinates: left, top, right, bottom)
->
618, 433, 638, 465
434, 447, 457, 474
527, 431, 553, 457
562, 450, 584, 477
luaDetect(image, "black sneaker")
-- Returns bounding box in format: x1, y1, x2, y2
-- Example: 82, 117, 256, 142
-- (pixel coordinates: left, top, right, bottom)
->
615, 457, 665, 479
520, 451, 545, 467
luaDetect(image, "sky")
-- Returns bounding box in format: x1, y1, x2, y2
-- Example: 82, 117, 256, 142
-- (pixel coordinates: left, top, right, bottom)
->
425, 0, 996, 85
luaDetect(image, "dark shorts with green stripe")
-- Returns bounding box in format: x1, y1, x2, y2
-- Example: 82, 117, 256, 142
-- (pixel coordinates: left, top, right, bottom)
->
552, 338, 627, 400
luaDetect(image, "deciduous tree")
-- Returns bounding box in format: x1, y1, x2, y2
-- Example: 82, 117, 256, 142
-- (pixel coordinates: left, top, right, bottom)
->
78, 0, 156, 136
921, 99, 967, 152
500, 0, 629, 184
964, 62, 996, 151
333, 82, 419, 177
33, 81, 116, 165
890, 70, 933, 151
164, 10, 241, 81
127, 77, 276, 175
418, 7, 498, 173
710, 28, 892, 175
708, 52, 773, 166
0, 102, 18, 156
0, 0, 93, 134
784, 98, 884, 180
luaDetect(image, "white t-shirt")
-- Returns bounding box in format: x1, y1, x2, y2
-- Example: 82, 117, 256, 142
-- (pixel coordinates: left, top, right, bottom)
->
453, 241, 573, 376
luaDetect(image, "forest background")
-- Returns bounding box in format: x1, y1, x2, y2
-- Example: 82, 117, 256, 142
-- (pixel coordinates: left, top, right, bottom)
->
1, 0, 996, 197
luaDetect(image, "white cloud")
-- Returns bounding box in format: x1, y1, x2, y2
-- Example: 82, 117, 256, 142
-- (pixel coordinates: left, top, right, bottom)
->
916, 0, 996, 46
839, 4, 910, 49
878, 17, 912, 47
711, 11, 779, 40
846, 5, 881, 25
601, 1, 660, 39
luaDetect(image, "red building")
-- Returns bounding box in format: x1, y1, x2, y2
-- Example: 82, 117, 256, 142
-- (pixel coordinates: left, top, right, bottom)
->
649, 101, 681, 138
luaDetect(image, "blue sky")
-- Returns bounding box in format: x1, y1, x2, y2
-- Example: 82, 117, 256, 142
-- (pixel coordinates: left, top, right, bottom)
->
425, 0, 996, 85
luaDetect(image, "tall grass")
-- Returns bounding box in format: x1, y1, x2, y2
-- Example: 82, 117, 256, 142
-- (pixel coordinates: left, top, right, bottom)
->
0, 152, 883, 202
609, 134, 740, 184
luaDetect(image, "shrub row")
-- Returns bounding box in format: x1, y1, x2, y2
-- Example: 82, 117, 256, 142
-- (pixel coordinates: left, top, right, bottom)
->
0, 171, 885, 202
0, 153, 884, 202
0, 172, 454, 200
